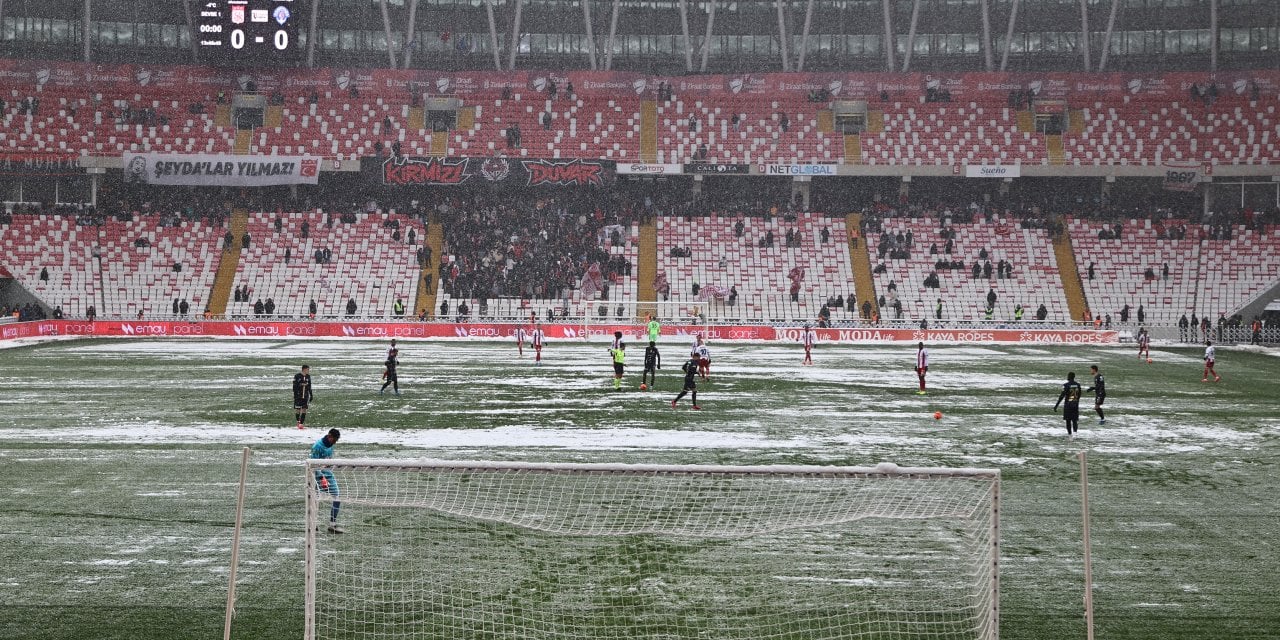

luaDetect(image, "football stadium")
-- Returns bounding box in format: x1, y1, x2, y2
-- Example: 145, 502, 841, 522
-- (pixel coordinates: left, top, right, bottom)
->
2, 1, 1279, 639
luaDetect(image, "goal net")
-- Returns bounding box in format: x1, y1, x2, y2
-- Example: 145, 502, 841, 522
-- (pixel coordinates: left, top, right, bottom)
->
304, 460, 1000, 640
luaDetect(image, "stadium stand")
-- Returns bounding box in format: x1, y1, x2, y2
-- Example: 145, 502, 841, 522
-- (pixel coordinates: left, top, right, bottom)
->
431, 194, 640, 321
229, 210, 424, 318
656, 212, 856, 323
0, 212, 225, 318
1064, 95, 1280, 166
1069, 218, 1280, 325
5, 84, 1280, 169
868, 214, 1072, 322
655, 96, 837, 164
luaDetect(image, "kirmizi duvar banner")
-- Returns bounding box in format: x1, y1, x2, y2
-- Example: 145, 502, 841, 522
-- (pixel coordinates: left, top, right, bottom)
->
367, 156, 614, 187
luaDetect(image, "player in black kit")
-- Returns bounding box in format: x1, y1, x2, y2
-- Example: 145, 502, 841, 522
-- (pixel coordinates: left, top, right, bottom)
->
380, 340, 400, 396
671, 358, 701, 410
293, 364, 313, 429
1053, 371, 1083, 438
1085, 364, 1106, 425
642, 341, 661, 389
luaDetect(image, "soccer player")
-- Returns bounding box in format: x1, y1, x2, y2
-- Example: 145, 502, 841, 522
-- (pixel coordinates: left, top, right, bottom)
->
515, 324, 527, 357
1203, 340, 1220, 382
802, 324, 816, 365
914, 342, 929, 395
380, 340, 400, 395
532, 322, 545, 364
671, 357, 701, 410
293, 364, 313, 430
310, 428, 343, 534
1085, 365, 1106, 424
1137, 327, 1151, 361
611, 330, 624, 351
642, 341, 661, 388
1053, 371, 1083, 439
646, 314, 661, 344
609, 342, 626, 390
696, 341, 711, 380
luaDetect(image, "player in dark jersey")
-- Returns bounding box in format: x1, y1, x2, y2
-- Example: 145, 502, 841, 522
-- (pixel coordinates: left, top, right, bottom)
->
1085, 364, 1106, 425
1053, 371, 1083, 438
380, 340, 400, 395
642, 341, 661, 389
293, 364, 313, 430
671, 358, 701, 410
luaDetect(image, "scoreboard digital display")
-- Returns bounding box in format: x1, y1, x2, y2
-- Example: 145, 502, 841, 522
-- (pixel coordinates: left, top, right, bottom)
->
198, 0, 300, 61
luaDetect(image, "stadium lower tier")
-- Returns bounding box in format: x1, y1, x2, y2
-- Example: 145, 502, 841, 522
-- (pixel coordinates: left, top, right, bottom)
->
1, 214, 1277, 327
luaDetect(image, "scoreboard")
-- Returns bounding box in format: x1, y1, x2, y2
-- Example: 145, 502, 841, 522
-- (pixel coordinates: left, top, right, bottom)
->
198, 0, 301, 61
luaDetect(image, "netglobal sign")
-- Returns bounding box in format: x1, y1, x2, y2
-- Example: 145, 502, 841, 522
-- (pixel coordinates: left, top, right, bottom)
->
965, 164, 1021, 178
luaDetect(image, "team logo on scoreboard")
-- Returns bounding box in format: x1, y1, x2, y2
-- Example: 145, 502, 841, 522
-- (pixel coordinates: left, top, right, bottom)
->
435, 77, 452, 93
531, 76, 548, 92
230, 4, 245, 24
729, 77, 745, 94
34, 68, 50, 89
631, 79, 648, 95
273, 6, 291, 25
827, 80, 843, 96
136, 69, 153, 87
335, 71, 352, 91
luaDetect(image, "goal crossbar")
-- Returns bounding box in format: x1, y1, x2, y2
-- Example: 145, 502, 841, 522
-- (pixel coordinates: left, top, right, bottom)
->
305, 460, 1001, 640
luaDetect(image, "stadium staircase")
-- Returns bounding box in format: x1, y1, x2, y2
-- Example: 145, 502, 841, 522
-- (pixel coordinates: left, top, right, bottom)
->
206, 209, 249, 317
408, 106, 426, 131
846, 213, 878, 320
640, 100, 658, 163
1016, 110, 1034, 133
214, 104, 232, 128
866, 111, 884, 133
456, 106, 475, 131
817, 110, 834, 133
265, 106, 283, 129
414, 215, 443, 319
1051, 222, 1089, 321
429, 133, 448, 157
636, 218, 658, 320
234, 130, 252, 154
1068, 110, 1085, 135
1046, 135, 1065, 164
843, 134, 862, 164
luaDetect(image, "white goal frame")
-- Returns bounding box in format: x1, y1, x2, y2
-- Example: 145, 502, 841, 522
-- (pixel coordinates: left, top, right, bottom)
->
305, 460, 1000, 640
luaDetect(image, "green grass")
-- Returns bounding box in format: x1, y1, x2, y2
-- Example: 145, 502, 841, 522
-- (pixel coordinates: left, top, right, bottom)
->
2, 338, 1279, 639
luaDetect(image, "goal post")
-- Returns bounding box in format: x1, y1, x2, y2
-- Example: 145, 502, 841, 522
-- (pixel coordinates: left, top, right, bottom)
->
305, 460, 1000, 640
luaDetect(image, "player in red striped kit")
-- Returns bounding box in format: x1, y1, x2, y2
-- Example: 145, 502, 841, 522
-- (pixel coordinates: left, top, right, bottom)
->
802, 325, 816, 365
1137, 327, 1150, 361
915, 342, 929, 395
515, 324, 527, 357
1202, 340, 1220, 382
531, 322, 545, 365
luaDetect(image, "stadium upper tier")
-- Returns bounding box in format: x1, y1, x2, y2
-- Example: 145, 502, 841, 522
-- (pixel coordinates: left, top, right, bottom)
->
2, 64, 1280, 167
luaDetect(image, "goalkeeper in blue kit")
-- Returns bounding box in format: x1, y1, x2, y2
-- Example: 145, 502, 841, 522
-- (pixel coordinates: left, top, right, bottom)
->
311, 428, 343, 533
